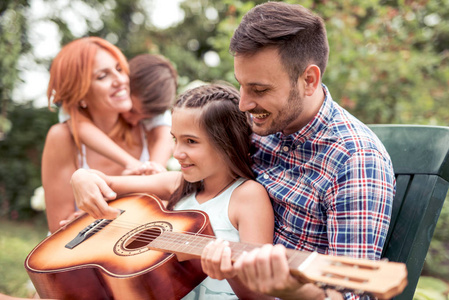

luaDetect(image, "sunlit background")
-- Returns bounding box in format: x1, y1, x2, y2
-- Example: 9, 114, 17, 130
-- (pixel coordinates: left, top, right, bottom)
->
13, 0, 186, 107
1, 0, 449, 298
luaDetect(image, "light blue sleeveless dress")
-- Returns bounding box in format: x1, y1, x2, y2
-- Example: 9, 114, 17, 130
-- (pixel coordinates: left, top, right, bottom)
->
173, 178, 246, 300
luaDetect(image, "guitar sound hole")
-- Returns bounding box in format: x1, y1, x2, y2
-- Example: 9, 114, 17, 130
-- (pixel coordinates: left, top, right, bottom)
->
125, 227, 162, 250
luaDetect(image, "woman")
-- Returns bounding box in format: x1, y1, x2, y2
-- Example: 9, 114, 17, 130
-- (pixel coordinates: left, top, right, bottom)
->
42, 37, 153, 233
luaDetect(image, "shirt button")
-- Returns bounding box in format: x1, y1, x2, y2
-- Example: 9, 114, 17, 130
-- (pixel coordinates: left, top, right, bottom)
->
263, 174, 269, 179
282, 146, 289, 152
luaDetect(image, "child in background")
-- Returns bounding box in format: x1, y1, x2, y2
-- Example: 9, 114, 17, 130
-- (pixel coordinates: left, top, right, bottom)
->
70, 83, 274, 300
61, 53, 178, 175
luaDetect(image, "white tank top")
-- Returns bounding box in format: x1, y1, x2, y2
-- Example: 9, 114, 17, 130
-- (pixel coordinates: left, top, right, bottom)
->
174, 178, 246, 300
78, 125, 150, 169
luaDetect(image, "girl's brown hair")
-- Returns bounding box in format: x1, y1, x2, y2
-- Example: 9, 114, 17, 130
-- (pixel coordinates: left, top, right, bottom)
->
166, 83, 254, 210
129, 54, 178, 115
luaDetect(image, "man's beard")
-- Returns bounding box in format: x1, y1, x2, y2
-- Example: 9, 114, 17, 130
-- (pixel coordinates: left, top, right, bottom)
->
253, 87, 303, 136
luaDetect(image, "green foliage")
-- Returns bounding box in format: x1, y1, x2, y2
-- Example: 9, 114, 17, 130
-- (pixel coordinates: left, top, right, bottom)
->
422, 194, 449, 279
414, 276, 449, 300
210, 0, 449, 126
0, 103, 57, 220
0, 0, 31, 137
0, 0, 447, 297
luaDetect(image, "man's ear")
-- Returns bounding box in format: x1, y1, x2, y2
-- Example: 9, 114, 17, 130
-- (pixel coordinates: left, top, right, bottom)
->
300, 65, 321, 96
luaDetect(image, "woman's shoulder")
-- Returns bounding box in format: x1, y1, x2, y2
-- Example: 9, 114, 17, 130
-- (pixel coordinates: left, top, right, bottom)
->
45, 123, 75, 148
46, 122, 71, 138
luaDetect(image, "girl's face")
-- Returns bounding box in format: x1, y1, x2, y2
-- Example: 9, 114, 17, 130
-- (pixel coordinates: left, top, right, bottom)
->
84, 48, 132, 115
171, 107, 228, 183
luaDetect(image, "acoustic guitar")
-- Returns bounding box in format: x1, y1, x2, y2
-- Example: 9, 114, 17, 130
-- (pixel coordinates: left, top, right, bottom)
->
25, 194, 407, 300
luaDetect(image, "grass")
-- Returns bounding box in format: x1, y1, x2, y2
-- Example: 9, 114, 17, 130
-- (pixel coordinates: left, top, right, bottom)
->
0, 218, 48, 298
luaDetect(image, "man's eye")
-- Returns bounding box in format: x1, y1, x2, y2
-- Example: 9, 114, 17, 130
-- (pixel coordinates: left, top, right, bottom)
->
254, 89, 268, 94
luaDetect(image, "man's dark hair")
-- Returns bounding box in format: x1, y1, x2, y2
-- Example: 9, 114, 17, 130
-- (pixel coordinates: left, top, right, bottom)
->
230, 2, 329, 83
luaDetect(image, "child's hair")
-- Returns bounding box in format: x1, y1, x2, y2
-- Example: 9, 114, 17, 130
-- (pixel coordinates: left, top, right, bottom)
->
47, 37, 132, 148
166, 83, 254, 210
129, 54, 178, 115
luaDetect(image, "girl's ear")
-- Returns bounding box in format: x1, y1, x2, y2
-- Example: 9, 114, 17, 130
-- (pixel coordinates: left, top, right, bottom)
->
301, 64, 321, 97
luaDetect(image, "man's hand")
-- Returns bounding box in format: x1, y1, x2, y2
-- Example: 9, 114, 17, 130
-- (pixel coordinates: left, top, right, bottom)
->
201, 239, 237, 280
70, 169, 120, 220
234, 244, 304, 297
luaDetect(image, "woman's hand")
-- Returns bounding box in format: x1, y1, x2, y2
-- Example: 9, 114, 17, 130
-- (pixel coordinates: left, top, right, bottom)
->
201, 239, 237, 280
70, 169, 120, 219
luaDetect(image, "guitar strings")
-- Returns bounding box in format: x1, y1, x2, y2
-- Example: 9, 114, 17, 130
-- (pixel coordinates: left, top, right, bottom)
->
65, 217, 261, 257
67, 216, 222, 248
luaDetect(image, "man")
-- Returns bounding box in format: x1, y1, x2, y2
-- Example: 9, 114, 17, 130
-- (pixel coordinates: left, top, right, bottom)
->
202, 2, 395, 300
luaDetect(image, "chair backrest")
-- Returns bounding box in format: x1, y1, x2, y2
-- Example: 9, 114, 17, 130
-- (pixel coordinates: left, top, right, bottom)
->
369, 125, 449, 300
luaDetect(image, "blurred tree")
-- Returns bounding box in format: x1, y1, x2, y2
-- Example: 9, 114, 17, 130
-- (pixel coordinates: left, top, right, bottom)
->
212, 0, 449, 125
0, 104, 57, 220
0, 0, 30, 140
2, 0, 449, 219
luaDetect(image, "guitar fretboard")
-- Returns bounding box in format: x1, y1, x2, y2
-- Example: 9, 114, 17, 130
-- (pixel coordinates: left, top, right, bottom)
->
148, 231, 312, 267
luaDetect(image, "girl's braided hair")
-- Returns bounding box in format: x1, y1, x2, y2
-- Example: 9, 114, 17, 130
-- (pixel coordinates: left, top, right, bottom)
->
167, 83, 255, 210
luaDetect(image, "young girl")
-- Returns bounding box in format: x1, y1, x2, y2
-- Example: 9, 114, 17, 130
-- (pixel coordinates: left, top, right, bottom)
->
70, 83, 274, 299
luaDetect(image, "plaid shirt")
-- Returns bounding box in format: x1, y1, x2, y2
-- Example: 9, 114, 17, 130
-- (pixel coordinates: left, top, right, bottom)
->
251, 86, 395, 299
251, 84, 395, 265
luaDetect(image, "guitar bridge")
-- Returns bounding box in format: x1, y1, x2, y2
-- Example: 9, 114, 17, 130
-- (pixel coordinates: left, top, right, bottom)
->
65, 210, 124, 249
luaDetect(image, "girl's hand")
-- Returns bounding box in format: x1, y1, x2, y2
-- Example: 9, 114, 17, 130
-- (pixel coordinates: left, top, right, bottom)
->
201, 239, 237, 280
122, 161, 167, 176
70, 169, 120, 220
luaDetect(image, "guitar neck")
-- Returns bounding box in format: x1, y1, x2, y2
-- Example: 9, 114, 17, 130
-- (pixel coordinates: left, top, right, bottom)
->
148, 231, 407, 299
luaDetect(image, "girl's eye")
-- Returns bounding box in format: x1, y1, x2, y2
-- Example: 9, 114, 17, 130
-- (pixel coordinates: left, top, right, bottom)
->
116, 65, 123, 72
187, 139, 196, 144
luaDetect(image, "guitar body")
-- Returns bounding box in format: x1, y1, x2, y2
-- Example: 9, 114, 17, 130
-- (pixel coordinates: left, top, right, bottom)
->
25, 194, 213, 300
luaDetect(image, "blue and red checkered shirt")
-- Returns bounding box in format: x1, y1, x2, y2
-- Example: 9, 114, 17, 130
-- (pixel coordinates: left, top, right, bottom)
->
251, 85, 395, 260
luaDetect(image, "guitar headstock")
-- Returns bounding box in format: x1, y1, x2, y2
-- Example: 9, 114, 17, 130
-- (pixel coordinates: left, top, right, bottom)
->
290, 252, 407, 299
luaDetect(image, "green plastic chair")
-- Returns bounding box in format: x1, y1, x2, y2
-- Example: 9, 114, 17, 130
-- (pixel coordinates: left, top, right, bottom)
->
369, 125, 449, 300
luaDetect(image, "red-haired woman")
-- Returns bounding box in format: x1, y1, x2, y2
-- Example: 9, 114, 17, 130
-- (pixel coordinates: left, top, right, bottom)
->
41, 37, 152, 233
